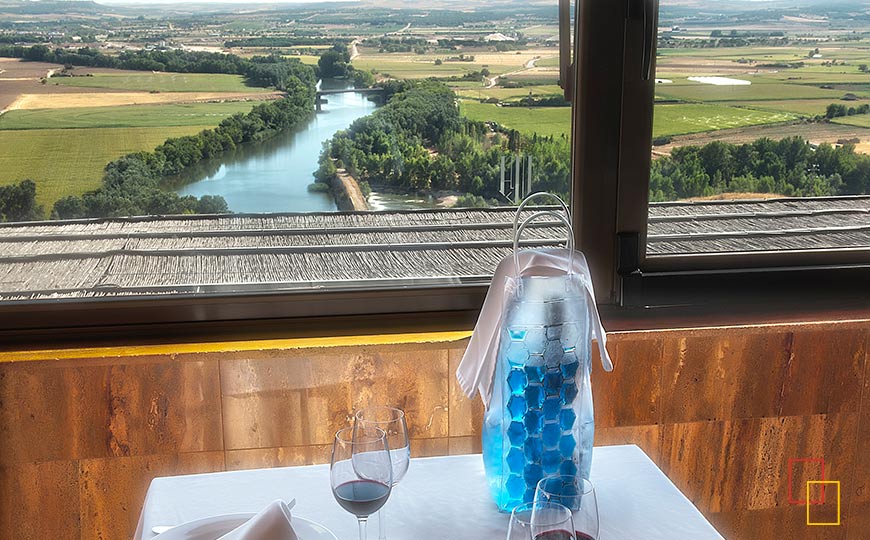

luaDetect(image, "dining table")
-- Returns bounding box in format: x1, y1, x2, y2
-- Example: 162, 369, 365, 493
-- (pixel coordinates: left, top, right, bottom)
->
134, 444, 725, 540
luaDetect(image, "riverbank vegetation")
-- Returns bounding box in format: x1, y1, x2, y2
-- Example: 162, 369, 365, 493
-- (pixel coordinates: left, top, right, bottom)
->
315, 82, 870, 207
316, 81, 572, 202
650, 138, 870, 201
0, 45, 309, 92
0, 47, 317, 219
48, 61, 316, 219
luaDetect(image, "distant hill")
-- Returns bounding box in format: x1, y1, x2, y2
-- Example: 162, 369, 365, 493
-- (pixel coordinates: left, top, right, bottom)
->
0, 0, 121, 15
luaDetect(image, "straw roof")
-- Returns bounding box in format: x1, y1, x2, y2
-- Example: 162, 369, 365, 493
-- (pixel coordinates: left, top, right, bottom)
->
0, 197, 867, 300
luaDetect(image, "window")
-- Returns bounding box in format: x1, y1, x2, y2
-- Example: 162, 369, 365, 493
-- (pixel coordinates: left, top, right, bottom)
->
570, 0, 870, 306
1, 1, 865, 340
0, 1, 576, 336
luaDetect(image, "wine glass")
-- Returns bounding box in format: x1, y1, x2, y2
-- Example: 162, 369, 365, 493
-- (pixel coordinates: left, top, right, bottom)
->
330, 426, 393, 540
534, 475, 599, 540
507, 501, 576, 540
355, 406, 410, 540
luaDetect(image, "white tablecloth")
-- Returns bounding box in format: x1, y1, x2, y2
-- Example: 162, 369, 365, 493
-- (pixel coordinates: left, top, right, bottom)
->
135, 445, 724, 540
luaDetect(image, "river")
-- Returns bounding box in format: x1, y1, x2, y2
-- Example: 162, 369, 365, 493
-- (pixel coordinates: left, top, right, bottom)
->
172, 85, 439, 213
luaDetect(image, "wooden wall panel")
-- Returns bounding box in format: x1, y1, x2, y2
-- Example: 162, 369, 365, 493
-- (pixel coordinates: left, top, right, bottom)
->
0, 322, 866, 540
592, 338, 663, 428
0, 460, 80, 540
218, 344, 449, 451
0, 357, 223, 466
781, 329, 866, 417
447, 343, 483, 439
78, 452, 225, 540
660, 332, 793, 424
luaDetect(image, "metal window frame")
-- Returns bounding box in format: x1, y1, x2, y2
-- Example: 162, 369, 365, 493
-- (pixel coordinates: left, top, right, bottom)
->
572, 0, 870, 308
2, 1, 868, 347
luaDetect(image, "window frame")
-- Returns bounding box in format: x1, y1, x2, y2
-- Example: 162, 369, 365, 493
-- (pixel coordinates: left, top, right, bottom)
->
572, 0, 870, 307
2, 0, 869, 347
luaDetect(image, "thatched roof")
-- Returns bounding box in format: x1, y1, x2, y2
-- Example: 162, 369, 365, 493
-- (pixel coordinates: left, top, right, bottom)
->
0, 197, 867, 300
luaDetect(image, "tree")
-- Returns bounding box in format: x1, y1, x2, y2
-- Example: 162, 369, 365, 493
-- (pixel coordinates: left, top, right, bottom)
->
859, 64, 868, 73
318, 45, 351, 79
0, 180, 43, 222
826, 103, 847, 119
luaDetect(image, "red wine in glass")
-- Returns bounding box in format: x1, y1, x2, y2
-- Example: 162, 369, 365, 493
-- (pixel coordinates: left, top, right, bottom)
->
533, 531, 596, 540
534, 530, 577, 540
333, 479, 391, 517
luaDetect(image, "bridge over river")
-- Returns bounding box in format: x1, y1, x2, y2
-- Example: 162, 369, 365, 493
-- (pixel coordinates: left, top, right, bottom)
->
315, 87, 385, 111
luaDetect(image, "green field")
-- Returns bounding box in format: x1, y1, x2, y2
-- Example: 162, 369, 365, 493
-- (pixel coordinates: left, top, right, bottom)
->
655, 80, 851, 102
832, 115, 870, 128
719, 99, 834, 116
455, 85, 563, 102
54, 72, 267, 93
459, 101, 570, 137
0, 126, 209, 213
354, 58, 474, 79
534, 56, 560, 68
653, 104, 796, 138
0, 102, 263, 130
460, 100, 795, 139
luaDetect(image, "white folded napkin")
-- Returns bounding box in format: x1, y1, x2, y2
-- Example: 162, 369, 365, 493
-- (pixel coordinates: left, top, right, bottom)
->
216, 500, 298, 540
456, 247, 613, 407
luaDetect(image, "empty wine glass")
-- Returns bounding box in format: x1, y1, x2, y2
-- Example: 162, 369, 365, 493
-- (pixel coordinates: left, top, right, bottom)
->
331, 426, 393, 540
355, 406, 410, 540
507, 501, 576, 540
535, 475, 599, 540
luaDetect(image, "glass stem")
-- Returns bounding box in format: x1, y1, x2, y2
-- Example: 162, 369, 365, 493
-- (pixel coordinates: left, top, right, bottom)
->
357, 517, 367, 540
378, 509, 387, 540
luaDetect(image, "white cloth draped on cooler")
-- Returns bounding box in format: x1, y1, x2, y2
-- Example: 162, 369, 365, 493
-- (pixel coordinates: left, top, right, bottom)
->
455, 247, 613, 407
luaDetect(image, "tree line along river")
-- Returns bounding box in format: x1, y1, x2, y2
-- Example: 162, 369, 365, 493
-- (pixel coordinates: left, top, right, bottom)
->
172, 84, 439, 213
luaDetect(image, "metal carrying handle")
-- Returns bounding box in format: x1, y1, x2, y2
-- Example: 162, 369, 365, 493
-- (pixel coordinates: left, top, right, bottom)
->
512, 192, 571, 241
513, 210, 576, 280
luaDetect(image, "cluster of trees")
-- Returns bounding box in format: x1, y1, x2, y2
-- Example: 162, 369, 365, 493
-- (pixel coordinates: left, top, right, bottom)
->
0, 45, 314, 91
0, 180, 42, 223
52, 77, 315, 219
826, 103, 870, 119
650, 138, 870, 201
710, 30, 785, 38
317, 44, 374, 87
224, 37, 350, 48
505, 95, 569, 107
315, 81, 572, 202
0, 34, 44, 44
369, 37, 429, 53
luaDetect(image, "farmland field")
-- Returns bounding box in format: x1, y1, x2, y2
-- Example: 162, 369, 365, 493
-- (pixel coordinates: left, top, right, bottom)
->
719, 99, 835, 117
654, 80, 851, 102
353, 48, 552, 79
459, 101, 797, 139
53, 73, 268, 93
0, 126, 209, 213
832, 115, 870, 129
653, 104, 796, 138
0, 102, 262, 130
455, 84, 562, 102
8, 91, 281, 110
459, 101, 570, 138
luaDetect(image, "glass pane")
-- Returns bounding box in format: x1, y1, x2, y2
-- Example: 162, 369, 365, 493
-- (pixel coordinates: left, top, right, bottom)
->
0, 2, 573, 300
649, 0, 870, 258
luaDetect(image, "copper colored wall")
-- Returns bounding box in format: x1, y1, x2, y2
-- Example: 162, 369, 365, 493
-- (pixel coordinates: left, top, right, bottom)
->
0, 321, 867, 540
